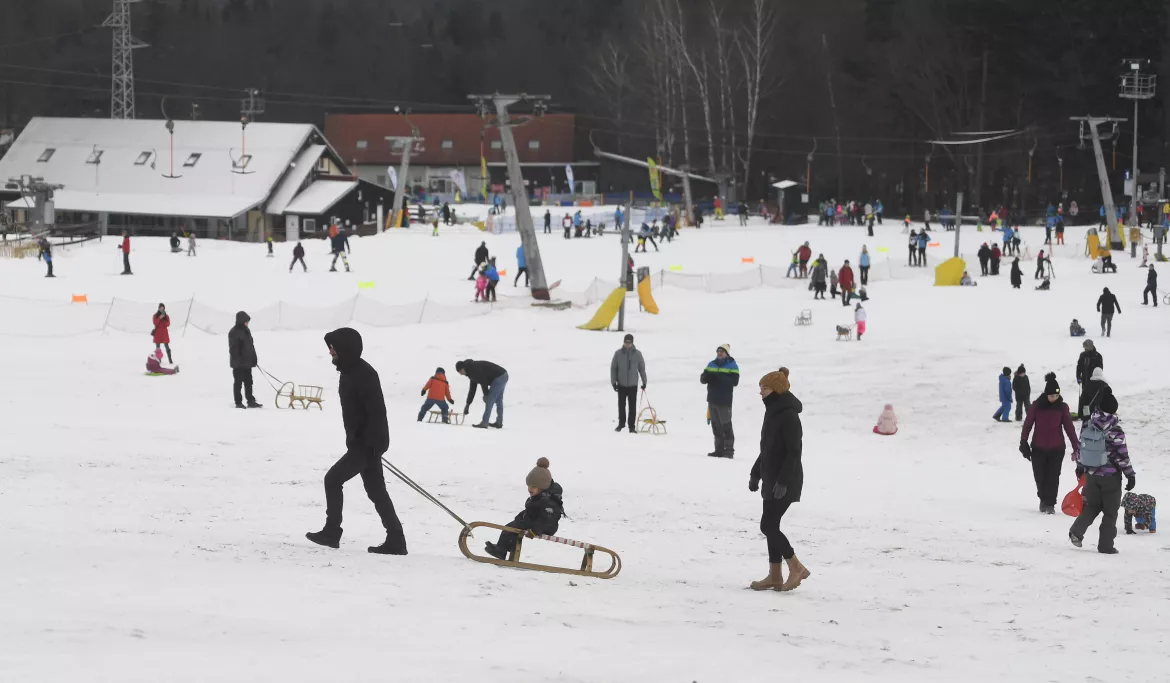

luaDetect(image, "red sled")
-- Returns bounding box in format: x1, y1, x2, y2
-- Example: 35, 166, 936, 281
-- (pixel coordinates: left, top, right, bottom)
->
1061, 476, 1086, 517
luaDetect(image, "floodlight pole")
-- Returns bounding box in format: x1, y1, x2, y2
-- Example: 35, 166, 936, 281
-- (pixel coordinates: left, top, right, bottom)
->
618, 203, 632, 332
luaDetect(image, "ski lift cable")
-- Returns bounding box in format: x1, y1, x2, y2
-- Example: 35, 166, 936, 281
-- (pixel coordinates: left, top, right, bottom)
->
926, 130, 1026, 146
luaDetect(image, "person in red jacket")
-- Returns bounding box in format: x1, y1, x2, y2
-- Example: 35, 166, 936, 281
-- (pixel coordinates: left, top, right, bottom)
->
417, 367, 455, 423
119, 230, 132, 275
796, 242, 813, 278
152, 303, 173, 364
838, 260, 855, 306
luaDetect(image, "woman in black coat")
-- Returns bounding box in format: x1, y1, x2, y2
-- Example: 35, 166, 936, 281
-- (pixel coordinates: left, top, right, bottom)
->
1010, 257, 1023, 289
748, 368, 809, 592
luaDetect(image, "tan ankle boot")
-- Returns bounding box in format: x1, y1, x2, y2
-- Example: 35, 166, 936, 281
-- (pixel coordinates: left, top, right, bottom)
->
749, 562, 784, 591
779, 555, 810, 591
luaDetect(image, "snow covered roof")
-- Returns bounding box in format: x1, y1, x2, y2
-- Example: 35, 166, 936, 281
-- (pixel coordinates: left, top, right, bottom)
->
265, 144, 326, 216
283, 180, 356, 216
0, 118, 345, 219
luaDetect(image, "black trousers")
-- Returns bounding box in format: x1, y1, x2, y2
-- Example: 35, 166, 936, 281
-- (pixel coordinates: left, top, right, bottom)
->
617, 385, 638, 429
122, 252, 131, 274
514, 267, 529, 286
323, 449, 405, 542
155, 342, 172, 363
495, 513, 553, 553
486, 280, 498, 301
1035, 263, 1045, 279
232, 368, 256, 405
1100, 311, 1113, 336
290, 255, 306, 271
1014, 394, 1029, 421
860, 266, 869, 285
1070, 473, 1122, 551
1030, 447, 1065, 507
908, 246, 916, 266
543, 222, 551, 234
760, 499, 795, 562
46, 260, 53, 277
980, 258, 989, 275
1143, 284, 1158, 305
918, 247, 926, 265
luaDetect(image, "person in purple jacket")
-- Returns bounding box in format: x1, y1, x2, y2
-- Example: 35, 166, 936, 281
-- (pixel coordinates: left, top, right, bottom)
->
1069, 392, 1135, 554
1020, 376, 1079, 514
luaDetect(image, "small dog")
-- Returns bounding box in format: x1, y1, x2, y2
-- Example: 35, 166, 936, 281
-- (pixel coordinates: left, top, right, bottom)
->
836, 325, 853, 341
1123, 492, 1157, 534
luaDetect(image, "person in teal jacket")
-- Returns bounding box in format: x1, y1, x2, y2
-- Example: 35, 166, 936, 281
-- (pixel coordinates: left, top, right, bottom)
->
859, 246, 871, 285
993, 366, 1013, 422
514, 245, 528, 287
484, 257, 500, 302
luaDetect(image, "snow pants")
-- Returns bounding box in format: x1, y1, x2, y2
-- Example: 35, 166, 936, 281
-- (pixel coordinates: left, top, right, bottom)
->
481, 373, 508, 425
290, 255, 306, 271
860, 266, 869, 285
418, 399, 449, 422
1100, 311, 1114, 336
993, 399, 1012, 421
1069, 473, 1122, 552
1014, 394, 1029, 421
122, 252, 132, 274
760, 499, 795, 562
496, 513, 557, 554
1143, 284, 1158, 306
514, 267, 529, 287
617, 385, 638, 430
232, 368, 256, 406
709, 403, 734, 457
1030, 447, 1065, 508
322, 449, 405, 544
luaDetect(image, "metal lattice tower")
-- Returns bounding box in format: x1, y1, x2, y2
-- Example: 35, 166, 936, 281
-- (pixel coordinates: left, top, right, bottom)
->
103, 0, 148, 119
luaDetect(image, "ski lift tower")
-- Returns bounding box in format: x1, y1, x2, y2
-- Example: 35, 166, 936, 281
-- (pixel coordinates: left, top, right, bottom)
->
1120, 59, 1155, 229
1072, 115, 1127, 249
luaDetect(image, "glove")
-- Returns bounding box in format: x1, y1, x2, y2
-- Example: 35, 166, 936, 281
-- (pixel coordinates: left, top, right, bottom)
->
612, 383, 619, 392
641, 384, 646, 390
772, 482, 788, 500
1126, 474, 1136, 491
748, 478, 759, 493
1019, 442, 1031, 460
421, 389, 426, 397
447, 398, 455, 405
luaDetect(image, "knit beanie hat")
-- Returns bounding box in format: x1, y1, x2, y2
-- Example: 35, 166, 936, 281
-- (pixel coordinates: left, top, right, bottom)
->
759, 370, 790, 394
1100, 391, 1118, 414
435, 367, 445, 375
526, 457, 552, 490
717, 343, 731, 354
1002, 366, 1011, 376
1044, 378, 1060, 396
1017, 364, 1026, 374
624, 334, 634, 343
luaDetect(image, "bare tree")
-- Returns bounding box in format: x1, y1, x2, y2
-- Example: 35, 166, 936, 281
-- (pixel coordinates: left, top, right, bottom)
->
585, 39, 632, 154
711, 0, 738, 189
666, 0, 716, 176
735, 0, 780, 197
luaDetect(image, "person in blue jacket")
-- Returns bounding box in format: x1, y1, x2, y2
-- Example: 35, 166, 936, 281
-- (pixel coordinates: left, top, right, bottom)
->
484, 257, 500, 302
858, 246, 871, 285
701, 343, 741, 458
514, 244, 528, 287
993, 366, 1013, 422
874, 200, 884, 225
1099, 205, 1107, 229
1002, 225, 1014, 255
916, 230, 929, 267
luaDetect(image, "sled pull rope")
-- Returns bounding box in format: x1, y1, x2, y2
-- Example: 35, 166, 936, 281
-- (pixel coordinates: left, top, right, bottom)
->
381, 457, 472, 533
257, 365, 284, 393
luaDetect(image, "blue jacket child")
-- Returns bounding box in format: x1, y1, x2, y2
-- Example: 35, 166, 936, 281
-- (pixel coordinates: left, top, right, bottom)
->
993, 366, 1013, 422
516, 245, 526, 270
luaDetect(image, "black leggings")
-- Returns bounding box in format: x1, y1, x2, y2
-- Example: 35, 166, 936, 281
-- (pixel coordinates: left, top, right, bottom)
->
514, 267, 528, 286
760, 499, 795, 562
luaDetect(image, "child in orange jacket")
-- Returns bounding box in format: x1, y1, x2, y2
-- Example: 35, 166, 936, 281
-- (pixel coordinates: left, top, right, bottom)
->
418, 368, 455, 422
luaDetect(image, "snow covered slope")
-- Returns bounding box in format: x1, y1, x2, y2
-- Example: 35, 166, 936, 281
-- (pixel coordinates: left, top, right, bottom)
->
1, 217, 1166, 682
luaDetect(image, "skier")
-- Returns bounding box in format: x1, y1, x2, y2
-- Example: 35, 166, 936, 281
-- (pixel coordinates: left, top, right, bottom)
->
859, 246, 871, 285
917, 229, 929, 266
1069, 392, 1134, 554
145, 348, 179, 375
797, 242, 812, 278
1096, 287, 1120, 337
611, 333, 647, 433
1020, 376, 1079, 514
854, 302, 867, 340
169, 232, 181, 253
40, 237, 53, 277
483, 458, 564, 561
119, 230, 132, 275
469, 241, 489, 280
908, 230, 919, 266
306, 327, 408, 555
514, 245, 528, 287
456, 358, 508, 429
329, 228, 351, 272
187, 232, 197, 257
873, 404, 898, 435
701, 343, 740, 459
290, 241, 307, 272
1010, 257, 1022, 289
562, 213, 572, 239
228, 311, 261, 409
484, 257, 500, 302
152, 303, 173, 364
748, 368, 809, 592
993, 366, 1013, 422
977, 243, 991, 276
1012, 365, 1031, 421
990, 243, 1002, 275
543, 209, 551, 234
417, 367, 455, 423
839, 260, 855, 306
1142, 265, 1157, 306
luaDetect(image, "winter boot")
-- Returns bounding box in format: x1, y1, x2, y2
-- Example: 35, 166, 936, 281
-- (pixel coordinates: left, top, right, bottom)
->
247, 401, 263, 409
489, 421, 503, 429
1039, 503, 1046, 513
615, 425, 624, 432
629, 427, 637, 434
368, 532, 408, 556
1098, 547, 1119, 555
1069, 531, 1083, 548
779, 555, 811, 592
749, 563, 784, 591
484, 542, 507, 560
472, 422, 489, 429
306, 528, 342, 549
1044, 506, 1055, 515
235, 403, 247, 410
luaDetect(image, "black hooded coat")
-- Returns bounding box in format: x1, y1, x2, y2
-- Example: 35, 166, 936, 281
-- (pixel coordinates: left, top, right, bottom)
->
325, 328, 390, 455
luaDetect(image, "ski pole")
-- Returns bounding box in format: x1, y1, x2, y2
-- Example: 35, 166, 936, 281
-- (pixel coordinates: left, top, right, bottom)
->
381, 457, 472, 533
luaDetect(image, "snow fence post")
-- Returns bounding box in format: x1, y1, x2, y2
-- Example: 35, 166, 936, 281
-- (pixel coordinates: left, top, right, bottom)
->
349, 295, 359, 325
181, 296, 194, 338
101, 297, 115, 334
418, 295, 428, 324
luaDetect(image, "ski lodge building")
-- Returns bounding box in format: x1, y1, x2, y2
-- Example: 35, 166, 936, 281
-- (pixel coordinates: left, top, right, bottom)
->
0, 117, 394, 240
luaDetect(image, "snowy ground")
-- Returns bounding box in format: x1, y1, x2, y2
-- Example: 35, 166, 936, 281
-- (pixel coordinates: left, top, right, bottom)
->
2, 216, 1168, 682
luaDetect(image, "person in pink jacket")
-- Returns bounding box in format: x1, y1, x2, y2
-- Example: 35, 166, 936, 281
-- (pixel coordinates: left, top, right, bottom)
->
873, 404, 898, 435
146, 348, 179, 375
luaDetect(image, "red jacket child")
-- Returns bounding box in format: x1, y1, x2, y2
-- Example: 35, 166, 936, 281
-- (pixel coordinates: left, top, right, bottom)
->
422, 371, 454, 401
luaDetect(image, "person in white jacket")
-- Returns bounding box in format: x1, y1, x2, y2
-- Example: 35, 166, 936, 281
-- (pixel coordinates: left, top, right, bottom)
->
854, 303, 867, 340
873, 404, 898, 435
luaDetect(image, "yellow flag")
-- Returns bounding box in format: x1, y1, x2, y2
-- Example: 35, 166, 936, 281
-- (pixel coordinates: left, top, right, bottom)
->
648, 158, 662, 200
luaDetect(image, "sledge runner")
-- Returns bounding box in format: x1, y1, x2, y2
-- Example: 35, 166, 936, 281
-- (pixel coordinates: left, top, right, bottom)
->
307, 327, 408, 555
145, 348, 179, 375
484, 458, 564, 560
417, 367, 455, 423
152, 303, 173, 364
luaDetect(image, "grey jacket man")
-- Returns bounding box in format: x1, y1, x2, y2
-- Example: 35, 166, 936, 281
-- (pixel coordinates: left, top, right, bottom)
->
611, 345, 647, 388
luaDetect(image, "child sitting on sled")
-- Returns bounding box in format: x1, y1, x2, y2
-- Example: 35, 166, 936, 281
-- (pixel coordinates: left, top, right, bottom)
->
485, 457, 564, 560
1123, 491, 1157, 534
873, 404, 898, 435
1070, 318, 1086, 337
146, 348, 179, 375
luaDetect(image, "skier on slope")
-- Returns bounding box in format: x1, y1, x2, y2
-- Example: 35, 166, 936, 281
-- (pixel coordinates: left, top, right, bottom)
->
307, 327, 408, 555
329, 228, 351, 272
290, 241, 307, 272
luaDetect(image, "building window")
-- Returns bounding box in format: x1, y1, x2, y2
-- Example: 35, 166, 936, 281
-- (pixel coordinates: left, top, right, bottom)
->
441, 139, 454, 149
37, 148, 55, 162
490, 140, 502, 150
86, 150, 104, 164
304, 219, 317, 232
233, 154, 253, 170
183, 153, 202, 167
134, 151, 152, 166
527, 140, 540, 150
356, 140, 368, 150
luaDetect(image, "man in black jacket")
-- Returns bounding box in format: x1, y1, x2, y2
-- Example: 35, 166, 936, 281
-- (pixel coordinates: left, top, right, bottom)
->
456, 359, 508, 429
1142, 265, 1157, 307
468, 241, 489, 280
228, 311, 261, 409
307, 327, 407, 555
1012, 365, 1031, 421
1096, 287, 1121, 337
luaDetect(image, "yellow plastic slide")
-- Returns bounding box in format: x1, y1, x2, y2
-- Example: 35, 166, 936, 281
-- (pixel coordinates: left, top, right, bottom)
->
577, 288, 627, 330
637, 275, 659, 314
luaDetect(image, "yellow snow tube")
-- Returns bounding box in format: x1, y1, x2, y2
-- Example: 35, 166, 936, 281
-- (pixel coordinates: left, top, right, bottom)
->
577, 288, 627, 330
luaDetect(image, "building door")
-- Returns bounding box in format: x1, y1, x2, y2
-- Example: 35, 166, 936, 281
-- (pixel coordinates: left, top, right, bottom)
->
286, 215, 300, 242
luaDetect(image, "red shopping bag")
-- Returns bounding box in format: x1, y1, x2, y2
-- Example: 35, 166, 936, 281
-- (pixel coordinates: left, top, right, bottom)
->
1061, 476, 1086, 517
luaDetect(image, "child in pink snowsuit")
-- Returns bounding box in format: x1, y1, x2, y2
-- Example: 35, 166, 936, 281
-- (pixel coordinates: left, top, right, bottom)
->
873, 404, 897, 435
475, 269, 489, 302
146, 348, 179, 375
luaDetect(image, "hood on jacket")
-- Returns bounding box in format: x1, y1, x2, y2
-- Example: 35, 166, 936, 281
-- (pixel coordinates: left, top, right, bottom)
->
235, 311, 251, 326
324, 327, 364, 370
763, 390, 803, 414
1089, 410, 1119, 432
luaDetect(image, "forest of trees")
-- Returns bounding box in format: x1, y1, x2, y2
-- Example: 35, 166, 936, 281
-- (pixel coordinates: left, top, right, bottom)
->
2, 0, 1169, 214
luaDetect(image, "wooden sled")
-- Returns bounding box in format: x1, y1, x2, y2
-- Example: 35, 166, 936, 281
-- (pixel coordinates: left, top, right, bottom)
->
275, 382, 324, 410
427, 410, 464, 425
457, 521, 622, 579
794, 309, 813, 326
637, 406, 667, 435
